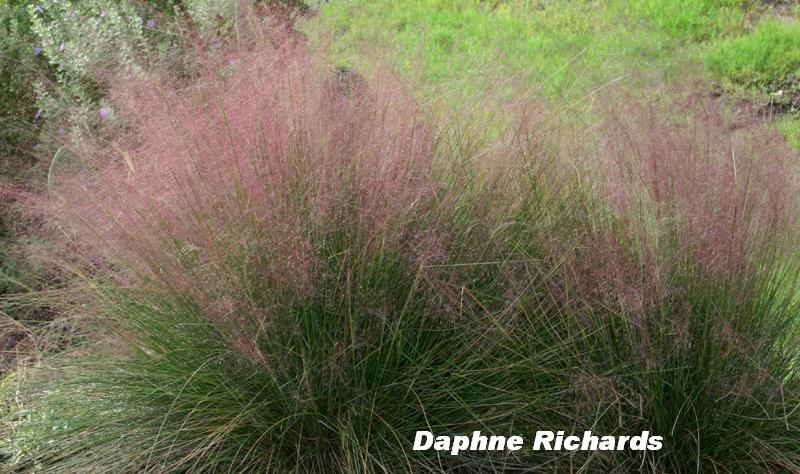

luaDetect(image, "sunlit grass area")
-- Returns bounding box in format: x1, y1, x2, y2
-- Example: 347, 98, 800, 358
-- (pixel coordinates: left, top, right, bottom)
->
303, 0, 750, 98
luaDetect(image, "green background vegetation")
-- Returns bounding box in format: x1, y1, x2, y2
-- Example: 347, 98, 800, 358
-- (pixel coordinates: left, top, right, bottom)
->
303, 0, 800, 137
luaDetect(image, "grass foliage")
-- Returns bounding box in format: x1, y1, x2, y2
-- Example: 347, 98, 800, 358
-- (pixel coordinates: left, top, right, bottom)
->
303, 0, 751, 101
631, 0, 745, 41
4, 28, 800, 471
706, 19, 800, 85
3, 2, 800, 474
778, 116, 800, 150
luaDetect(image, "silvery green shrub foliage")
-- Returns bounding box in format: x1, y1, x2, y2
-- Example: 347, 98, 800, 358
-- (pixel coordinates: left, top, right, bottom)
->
28, 1, 144, 77
3, 1, 311, 148
21, 0, 225, 143
0, 0, 42, 151
26, 0, 148, 137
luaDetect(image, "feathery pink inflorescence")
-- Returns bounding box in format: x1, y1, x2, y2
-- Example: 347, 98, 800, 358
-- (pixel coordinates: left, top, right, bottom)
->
560, 96, 800, 316
45, 37, 439, 340
600, 98, 798, 275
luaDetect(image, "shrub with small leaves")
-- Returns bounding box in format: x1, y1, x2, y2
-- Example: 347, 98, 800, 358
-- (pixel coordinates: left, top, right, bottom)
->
25, 0, 152, 139
0, 0, 44, 153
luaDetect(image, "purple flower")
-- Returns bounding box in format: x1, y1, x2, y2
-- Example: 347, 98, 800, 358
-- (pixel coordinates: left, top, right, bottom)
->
33, 46, 42, 55
33, 5, 43, 13
146, 19, 155, 29
213, 40, 222, 49
99, 108, 110, 119
57, 127, 65, 136
34, 109, 42, 119
100, 10, 108, 18
69, 10, 77, 18
59, 42, 65, 52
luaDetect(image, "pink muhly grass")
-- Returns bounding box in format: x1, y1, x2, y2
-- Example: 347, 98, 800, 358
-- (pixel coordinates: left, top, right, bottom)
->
555, 94, 800, 317
43, 38, 439, 353
599, 97, 799, 276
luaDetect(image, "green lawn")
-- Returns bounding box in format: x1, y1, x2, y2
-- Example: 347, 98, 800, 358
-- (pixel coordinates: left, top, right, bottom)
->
305, 0, 800, 145
706, 19, 800, 85
305, 1, 747, 95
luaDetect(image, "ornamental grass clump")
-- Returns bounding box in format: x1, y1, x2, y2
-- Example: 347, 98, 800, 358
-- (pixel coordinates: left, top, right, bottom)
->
5, 30, 800, 473
47, 40, 443, 356
4, 34, 584, 472
555, 94, 800, 472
